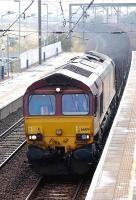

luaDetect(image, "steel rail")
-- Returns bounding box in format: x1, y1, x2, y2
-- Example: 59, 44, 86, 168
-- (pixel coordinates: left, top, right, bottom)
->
0, 141, 26, 168
25, 177, 43, 200
24, 176, 86, 200
72, 178, 84, 200
0, 117, 24, 139
0, 117, 26, 169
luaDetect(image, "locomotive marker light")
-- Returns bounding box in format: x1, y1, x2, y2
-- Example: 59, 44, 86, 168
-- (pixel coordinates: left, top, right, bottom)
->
56, 87, 61, 92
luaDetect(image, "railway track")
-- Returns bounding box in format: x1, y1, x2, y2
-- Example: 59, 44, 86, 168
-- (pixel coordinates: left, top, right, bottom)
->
0, 117, 26, 168
0, 116, 94, 199
25, 175, 92, 200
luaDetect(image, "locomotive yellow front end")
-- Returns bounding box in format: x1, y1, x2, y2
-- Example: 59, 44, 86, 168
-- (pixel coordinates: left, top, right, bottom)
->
25, 115, 94, 174
24, 86, 95, 175
25, 116, 94, 151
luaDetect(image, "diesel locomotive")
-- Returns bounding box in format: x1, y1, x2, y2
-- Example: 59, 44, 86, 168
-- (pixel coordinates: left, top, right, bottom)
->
23, 48, 131, 175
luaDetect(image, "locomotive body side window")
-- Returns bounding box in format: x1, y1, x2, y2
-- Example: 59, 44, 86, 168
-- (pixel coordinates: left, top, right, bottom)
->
28, 95, 55, 115
62, 94, 89, 115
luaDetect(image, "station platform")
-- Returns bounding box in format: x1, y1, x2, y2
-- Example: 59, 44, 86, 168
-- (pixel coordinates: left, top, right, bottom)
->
86, 51, 136, 200
0, 52, 80, 119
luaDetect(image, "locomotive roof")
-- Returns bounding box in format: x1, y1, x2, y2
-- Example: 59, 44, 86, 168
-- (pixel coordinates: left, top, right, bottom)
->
26, 51, 114, 95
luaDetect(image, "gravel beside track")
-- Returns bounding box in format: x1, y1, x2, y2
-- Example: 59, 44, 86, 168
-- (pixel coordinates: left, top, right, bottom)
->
0, 108, 23, 134
0, 145, 40, 200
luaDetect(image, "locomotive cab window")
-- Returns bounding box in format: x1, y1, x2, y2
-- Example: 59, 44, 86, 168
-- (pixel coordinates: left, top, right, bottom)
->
62, 94, 89, 115
28, 95, 55, 115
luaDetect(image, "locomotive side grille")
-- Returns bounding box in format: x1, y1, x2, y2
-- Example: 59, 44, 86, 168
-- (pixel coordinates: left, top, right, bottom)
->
64, 64, 92, 77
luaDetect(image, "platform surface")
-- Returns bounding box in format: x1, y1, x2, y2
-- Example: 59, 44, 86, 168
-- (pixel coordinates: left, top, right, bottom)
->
86, 51, 136, 200
0, 52, 81, 109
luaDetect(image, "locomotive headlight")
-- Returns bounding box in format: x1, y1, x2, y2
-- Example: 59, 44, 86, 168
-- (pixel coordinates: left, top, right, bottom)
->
81, 135, 87, 140
31, 135, 37, 140
81, 134, 90, 140
76, 134, 90, 141
28, 133, 42, 141
28, 135, 37, 140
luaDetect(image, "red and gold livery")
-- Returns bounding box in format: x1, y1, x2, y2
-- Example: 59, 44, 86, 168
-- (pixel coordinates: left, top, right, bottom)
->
23, 51, 124, 174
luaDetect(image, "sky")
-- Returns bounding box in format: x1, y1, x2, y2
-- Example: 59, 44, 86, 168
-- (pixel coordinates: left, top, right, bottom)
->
0, 0, 136, 14
0, 0, 136, 26
1, 0, 136, 14
0, 0, 136, 41
0, 0, 135, 14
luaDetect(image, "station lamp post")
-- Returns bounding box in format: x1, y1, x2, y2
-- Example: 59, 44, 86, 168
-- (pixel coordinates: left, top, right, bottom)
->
1, 45, 5, 80
38, 0, 42, 65
14, 0, 21, 58
1, 10, 15, 79
24, 13, 36, 68
42, 3, 48, 61
42, 3, 60, 61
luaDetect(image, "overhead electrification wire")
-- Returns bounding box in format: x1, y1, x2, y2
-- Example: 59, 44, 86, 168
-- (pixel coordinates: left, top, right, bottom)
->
0, 0, 34, 37
3, 29, 128, 35
65, 0, 95, 39
5, 32, 36, 38
71, 6, 82, 16
59, 0, 66, 27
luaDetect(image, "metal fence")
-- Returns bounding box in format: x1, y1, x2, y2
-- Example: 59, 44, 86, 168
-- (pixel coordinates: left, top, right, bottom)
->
0, 58, 20, 80
0, 41, 62, 80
